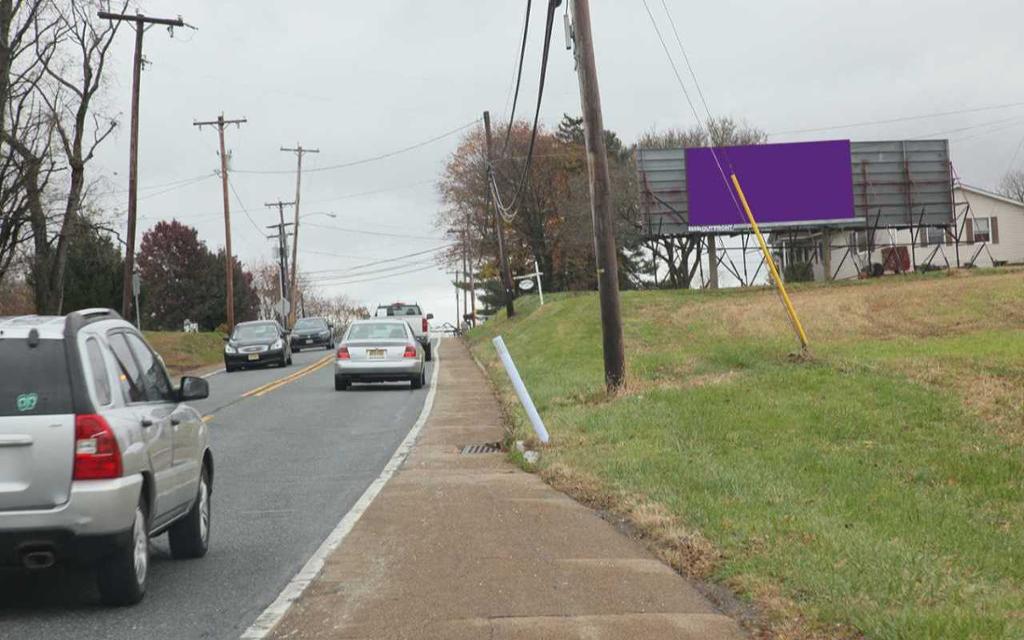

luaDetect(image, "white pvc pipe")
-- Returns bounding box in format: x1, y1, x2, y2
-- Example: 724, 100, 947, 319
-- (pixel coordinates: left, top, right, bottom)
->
492, 336, 550, 444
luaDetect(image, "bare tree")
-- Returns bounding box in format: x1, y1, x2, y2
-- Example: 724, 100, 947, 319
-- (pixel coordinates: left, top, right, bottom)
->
998, 169, 1024, 203
8, 0, 125, 313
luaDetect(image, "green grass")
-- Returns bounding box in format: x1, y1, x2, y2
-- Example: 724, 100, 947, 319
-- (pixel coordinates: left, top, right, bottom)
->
144, 331, 225, 378
466, 269, 1024, 639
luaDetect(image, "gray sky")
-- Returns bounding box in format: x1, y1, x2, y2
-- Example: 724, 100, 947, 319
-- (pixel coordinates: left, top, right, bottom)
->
94, 1, 1024, 324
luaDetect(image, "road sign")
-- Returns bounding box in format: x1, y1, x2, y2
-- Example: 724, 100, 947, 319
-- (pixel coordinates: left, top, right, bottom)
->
131, 272, 141, 297
518, 278, 535, 291
276, 299, 291, 317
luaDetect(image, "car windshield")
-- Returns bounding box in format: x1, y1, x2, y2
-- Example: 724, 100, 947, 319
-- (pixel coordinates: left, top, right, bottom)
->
294, 318, 327, 331
0, 338, 73, 417
380, 304, 421, 317
232, 323, 278, 341
347, 323, 408, 341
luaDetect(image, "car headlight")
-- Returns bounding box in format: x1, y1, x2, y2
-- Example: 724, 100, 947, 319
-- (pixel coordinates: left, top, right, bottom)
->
272, 339, 284, 350
225, 344, 237, 354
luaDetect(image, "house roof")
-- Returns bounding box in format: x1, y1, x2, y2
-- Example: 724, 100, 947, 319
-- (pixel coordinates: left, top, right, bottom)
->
958, 184, 1024, 209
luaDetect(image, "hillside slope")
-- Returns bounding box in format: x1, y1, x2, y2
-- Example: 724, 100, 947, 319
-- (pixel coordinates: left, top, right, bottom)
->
467, 269, 1024, 639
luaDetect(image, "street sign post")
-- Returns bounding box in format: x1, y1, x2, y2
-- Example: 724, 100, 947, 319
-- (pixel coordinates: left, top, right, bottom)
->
513, 260, 544, 306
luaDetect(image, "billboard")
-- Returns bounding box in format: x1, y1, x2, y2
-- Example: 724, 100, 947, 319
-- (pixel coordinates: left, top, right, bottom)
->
685, 140, 856, 231
636, 139, 954, 237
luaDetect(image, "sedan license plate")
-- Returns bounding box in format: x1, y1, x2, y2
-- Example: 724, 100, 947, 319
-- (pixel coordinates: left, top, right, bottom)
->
247, 354, 259, 361
368, 348, 386, 360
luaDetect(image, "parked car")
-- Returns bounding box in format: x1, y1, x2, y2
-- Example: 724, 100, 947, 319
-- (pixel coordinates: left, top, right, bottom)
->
373, 302, 434, 361
291, 317, 334, 352
334, 319, 426, 391
224, 320, 293, 372
0, 308, 213, 606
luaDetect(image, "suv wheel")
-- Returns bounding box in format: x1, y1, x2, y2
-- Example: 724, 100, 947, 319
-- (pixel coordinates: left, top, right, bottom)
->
334, 376, 349, 391
169, 466, 211, 559
424, 344, 433, 362
97, 499, 149, 606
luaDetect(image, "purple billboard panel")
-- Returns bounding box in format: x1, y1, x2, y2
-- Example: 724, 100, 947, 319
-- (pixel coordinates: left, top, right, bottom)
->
685, 140, 856, 230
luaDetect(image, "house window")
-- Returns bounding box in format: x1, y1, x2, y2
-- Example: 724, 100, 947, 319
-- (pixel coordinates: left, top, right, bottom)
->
973, 218, 991, 243
924, 226, 947, 246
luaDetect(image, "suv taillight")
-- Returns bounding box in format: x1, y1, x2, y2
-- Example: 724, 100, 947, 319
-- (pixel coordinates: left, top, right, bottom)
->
422, 318, 429, 333
337, 346, 350, 359
74, 414, 122, 480
403, 345, 417, 359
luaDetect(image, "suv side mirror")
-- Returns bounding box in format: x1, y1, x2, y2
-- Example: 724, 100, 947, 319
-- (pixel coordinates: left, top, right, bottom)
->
426, 313, 434, 320
179, 376, 209, 402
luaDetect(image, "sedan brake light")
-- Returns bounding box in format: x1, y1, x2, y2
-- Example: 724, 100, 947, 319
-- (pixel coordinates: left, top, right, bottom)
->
74, 414, 123, 480
337, 346, 350, 359
403, 345, 417, 359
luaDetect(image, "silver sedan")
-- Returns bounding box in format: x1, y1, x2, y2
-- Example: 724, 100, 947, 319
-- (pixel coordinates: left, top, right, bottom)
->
334, 320, 426, 391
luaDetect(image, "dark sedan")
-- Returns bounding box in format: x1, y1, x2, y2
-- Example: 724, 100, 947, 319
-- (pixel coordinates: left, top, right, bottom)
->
224, 320, 293, 372
291, 317, 334, 352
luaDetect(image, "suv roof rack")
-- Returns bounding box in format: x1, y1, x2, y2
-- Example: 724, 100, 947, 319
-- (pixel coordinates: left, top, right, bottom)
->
65, 308, 122, 338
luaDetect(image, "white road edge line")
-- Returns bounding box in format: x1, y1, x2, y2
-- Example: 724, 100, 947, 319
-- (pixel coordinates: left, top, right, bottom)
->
239, 340, 443, 640
201, 368, 225, 379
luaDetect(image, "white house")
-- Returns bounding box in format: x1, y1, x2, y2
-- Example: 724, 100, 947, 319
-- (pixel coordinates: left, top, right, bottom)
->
774, 185, 1024, 281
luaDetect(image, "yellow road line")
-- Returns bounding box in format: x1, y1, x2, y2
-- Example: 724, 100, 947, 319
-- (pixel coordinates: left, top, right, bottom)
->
202, 415, 213, 423
242, 355, 334, 399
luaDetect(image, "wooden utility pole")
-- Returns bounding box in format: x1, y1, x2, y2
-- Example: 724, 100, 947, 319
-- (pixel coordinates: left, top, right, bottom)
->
482, 111, 514, 318
281, 144, 319, 328
570, 0, 626, 391
466, 220, 477, 327
99, 10, 186, 320
194, 114, 247, 331
265, 200, 295, 324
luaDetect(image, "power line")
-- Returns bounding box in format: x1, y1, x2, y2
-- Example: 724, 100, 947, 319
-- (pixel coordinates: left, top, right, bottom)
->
231, 120, 479, 176
302, 243, 455, 275
302, 221, 444, 242
502, 0, 532, 151
490, 0, 560, 221
302, 258, 439, 284
302, 263, 437, 288
769, 100, 1024, 137
226, 175, 266, 239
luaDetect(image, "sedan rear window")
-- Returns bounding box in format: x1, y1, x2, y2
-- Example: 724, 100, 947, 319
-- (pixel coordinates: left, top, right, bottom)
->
294, 318, 327, 331
347, 323, 409, 341
0, 338, 73, 417
232, 323, 279, 341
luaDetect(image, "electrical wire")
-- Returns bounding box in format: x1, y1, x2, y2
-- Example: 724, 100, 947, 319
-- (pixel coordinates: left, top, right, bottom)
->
227, 175, 268, 238
302, 263, 438, 287
489, 0, 560, 222
302, 244, 455, 275
232, 120, 479, 176
303, 219, 448, 239
302, 258, 439, 284
502, 0, 532, 152
769, 100, 1024, 137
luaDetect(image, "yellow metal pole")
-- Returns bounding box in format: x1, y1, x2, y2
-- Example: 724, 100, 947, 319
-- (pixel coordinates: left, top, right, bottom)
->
730, 174, 810, 352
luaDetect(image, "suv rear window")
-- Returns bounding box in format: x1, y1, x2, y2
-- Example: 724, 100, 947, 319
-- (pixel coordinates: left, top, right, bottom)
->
0, 338, 73, 416
380, 304, 421, 317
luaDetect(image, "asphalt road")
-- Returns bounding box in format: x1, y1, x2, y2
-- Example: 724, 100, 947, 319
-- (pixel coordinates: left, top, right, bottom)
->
0, 346, 435, 639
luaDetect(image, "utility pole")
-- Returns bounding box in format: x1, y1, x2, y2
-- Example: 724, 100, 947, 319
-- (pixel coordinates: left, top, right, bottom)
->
265, 200, 295, 325
465, 219, 477, 327
482, 111, 514, 318
569, 0, 626, 392
281, 144, 319, 328
99, 10, 187, 320
461, 230, 469, 324
195, 114, 247, 331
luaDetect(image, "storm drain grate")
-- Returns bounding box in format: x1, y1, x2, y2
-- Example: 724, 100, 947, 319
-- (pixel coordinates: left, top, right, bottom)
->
460, 442, 502, 455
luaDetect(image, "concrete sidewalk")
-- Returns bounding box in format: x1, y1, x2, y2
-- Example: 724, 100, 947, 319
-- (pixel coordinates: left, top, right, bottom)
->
269, 339, 745, 639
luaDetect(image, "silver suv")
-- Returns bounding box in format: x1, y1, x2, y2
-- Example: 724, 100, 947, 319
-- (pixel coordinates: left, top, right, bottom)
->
0, 308, 213, 605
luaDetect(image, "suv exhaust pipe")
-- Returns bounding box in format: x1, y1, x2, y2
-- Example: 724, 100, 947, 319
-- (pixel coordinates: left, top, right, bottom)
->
21, 550, 56, 570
